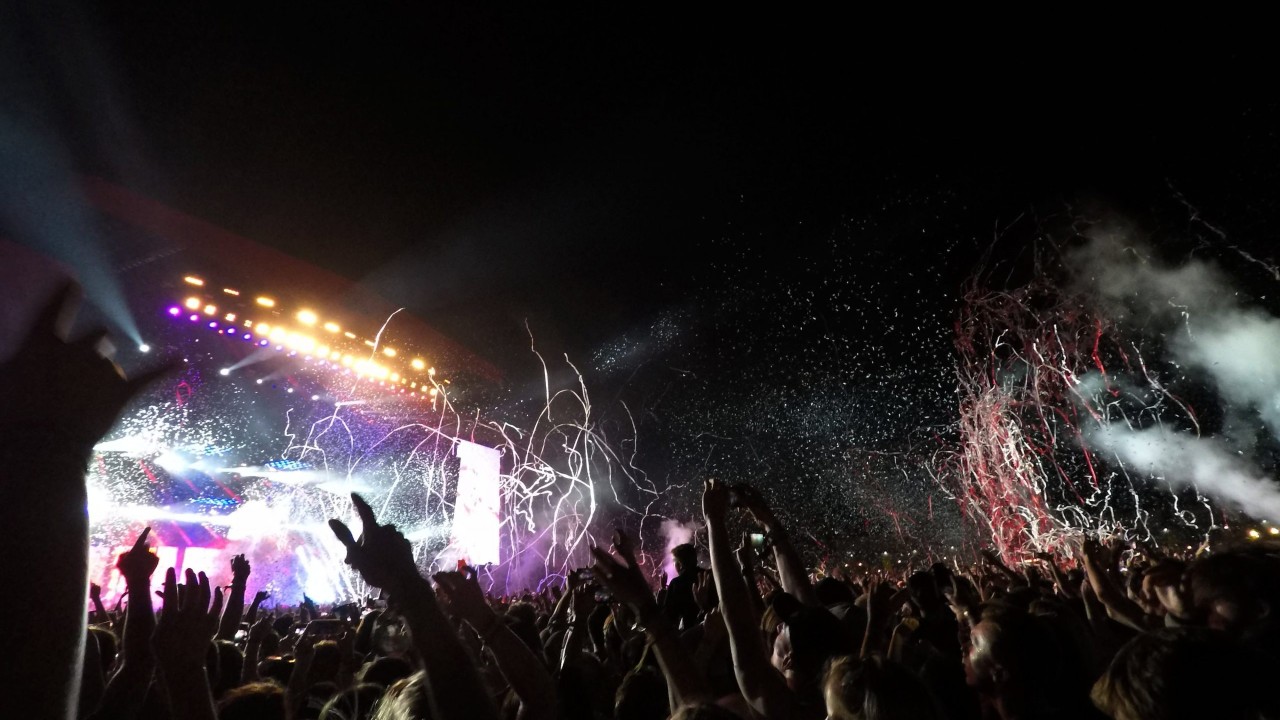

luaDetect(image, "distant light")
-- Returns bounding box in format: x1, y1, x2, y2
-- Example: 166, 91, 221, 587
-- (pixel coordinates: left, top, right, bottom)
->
203, 304, 217, 315
258, 340, 269, 346
323, 322, 340, 333
428, 367, 436, 376
138, 343, 151, 353
316, 345, 329, 357
310, 395, 320, 401
1249, 529, 1262, 540
243, 319, 253, 327
256, 379, 264, 384
183, 276, 205, 286
1270, 527, 1279, 536
255, 323, 271, 336
383, 347, 397, 357
167, 307, 181, 316
185, 297, 201, 310
226, 327, 237, 334
208, 321, 219, 328
219, 368, 231, 376
189, 314, 200, 322
256, 297, 276, 308
269, 328, 287, 342
344, 331, 357, 339
225, 313, 236, 322
330, 351, 341, 360
341, 355, 353, 366
390, 372, 400, 382
223, 288, 240, 296
286, 388, 294, 394
296, 309, 318, 326
243, 333, 252, 340
411, 358, 426, 371
364, 340, 376, 348
410, 381, 417, 389
429, 387, 438, 397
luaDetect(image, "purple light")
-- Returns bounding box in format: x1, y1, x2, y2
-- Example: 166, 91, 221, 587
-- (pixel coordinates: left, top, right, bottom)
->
258, 340, 269, 346
225, 327, 237, 335
274, 345, 283, 351
167, 306, 181, 316
243, 333, 253, 340
189, 314, 200, 322
208, 321, 218, 329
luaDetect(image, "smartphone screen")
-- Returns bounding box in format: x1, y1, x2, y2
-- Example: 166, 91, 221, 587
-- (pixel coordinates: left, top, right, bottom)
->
749, 533, 767, 549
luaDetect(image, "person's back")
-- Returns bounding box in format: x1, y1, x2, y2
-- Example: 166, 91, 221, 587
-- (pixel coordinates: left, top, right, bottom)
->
662, 543, 702, 630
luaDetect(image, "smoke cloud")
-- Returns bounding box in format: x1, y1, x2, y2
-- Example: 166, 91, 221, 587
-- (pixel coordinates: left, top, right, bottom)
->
1070, 228, 1280, 522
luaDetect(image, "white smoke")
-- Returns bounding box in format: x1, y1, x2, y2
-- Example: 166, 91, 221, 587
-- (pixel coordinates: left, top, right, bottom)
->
659, 518, 700, 579
1070, 228, 1280, 522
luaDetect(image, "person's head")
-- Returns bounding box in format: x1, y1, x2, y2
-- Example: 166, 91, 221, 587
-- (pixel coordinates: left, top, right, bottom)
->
258, 656, 294, 687
815, 577, 856, 607
824, 654, 943, 720
1186, 550, 1280, 635
212, 640, 245, 696
964, 603, 1083, 713
309, 640, 342, 685
1092, 627, 1278, 720
320, 683, 385, 720
356, 656, 412, 690
906, 571, 942, 612
371, 671, 435, 720
217, 681, 286, 720
672, 543, 698, 576
770, 607, 856, 692
614, 665, 669, 720
88, 626, 117, 676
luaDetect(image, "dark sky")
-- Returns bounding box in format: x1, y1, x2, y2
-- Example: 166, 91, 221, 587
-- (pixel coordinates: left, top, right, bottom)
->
6, 5, 1276, 368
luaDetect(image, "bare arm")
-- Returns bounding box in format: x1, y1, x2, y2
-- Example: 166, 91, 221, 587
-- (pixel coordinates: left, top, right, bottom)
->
705, 480, 795, 719
329, 494, 499, 720
217, 554, 251, 641
1081, 541, 1148, 631
739, 485, 819, 606
436, 571, 559, 720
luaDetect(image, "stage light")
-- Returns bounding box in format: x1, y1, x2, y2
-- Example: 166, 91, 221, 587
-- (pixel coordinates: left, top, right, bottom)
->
390, 372, 399, 382
223, 288, 240, 296
219, 368, 231, 376
185, 297, 201, 310
255, 323, 271, 335
323, 322, 340, 333
269, 328, 287, 342
330, 351, 341, 360
316, 345, 329, 357
183, 276, 205, 286
203, 304, 217, 315
344, 331, 357, 339
138, 343, 151, 353
341, 355, 353, 366
364, 340, 375, 348
189, 314, 200, 322
168, 307, 181, 316
428, 367, 436, 376
208, 321, 219, 329
383, 347, 397, 357
243, 333, 252, 340
258, 340, 269, 347
429, 387, 438, 397
411, 381, 417, 389
243, 319, 253, 327
256, 297, 276, 307
296, 309, 318, 326
256, 379, 263, 384
225, 313, 236, 322
311, 395, 320, 401
411, 358, 425, 370
286, 388, 294, 394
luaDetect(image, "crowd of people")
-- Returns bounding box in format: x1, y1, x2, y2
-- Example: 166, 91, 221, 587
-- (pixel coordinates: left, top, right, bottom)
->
5, 284, 1280, 719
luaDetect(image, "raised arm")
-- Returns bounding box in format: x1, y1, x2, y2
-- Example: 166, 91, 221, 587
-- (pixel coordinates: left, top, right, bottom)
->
738, 485, 819, 606
151, 568, 224, 720
0, 284, 172, 720
88, 528, 161, 720
217, 554, 251, 640
435, 570, 559, 720
704, 479, 794, 719
1080, 540, 1149, 631
591, 529, 712, 711
329, 493, 499, 720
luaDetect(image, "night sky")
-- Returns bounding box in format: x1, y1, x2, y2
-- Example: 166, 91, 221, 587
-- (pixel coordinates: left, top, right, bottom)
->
5, 7, 1280, 550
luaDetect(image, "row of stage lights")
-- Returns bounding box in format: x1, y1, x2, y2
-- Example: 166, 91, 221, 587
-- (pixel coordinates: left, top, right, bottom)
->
172, 275, 443, 398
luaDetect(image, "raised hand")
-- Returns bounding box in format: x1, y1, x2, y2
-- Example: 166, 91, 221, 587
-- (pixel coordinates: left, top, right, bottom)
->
230, 554, 251, 582
734, 484, 778, 528
433, 571, 496, 630
152, 568, 224, 671
117, 527, 159, 584
590, 530, 656, 611
693, 569, 717, 611
701, 477, 732, 522
328, 493, 419, 594
0, 283, 175, 452
89, 583, 102, 602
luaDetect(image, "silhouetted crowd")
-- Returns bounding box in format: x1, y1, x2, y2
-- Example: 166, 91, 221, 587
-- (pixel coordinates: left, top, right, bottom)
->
4, 285, 1280, 719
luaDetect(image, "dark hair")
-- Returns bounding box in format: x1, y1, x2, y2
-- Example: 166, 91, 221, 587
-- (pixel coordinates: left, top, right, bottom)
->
321, 683, 385, 720
815, 577, 856, 607
213, 639, 245, 697
785, 607, 857, 676
825, 654, 944, 720
258, 656, 294, 686
357, 656, 412, 689
672, 543, 698, 570
1092, 627, 1279, 720
217, 681, 286, 720
614, 665, 669, 720
87, 626, 118, 677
